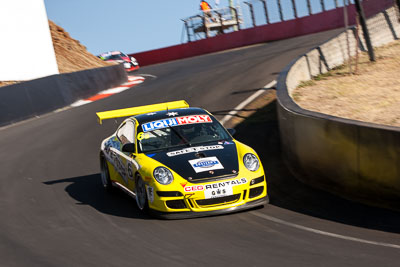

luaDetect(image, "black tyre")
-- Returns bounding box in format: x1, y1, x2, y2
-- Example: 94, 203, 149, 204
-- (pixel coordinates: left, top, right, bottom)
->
135, 174, 149, 212
100, 155, 113, 192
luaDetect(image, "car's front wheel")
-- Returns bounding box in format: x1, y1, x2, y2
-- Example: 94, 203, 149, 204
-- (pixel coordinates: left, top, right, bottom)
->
135, 174, 149, 212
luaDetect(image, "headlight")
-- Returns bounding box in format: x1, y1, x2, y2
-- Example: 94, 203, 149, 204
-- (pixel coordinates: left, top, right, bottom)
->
123, 62, 131, 68
243, 153, 259, 172
153, 167, 173, 185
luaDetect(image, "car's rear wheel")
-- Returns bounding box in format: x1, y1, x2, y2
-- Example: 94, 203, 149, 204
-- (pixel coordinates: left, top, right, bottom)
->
100, 155, 113, 192
135, 174, 148, 212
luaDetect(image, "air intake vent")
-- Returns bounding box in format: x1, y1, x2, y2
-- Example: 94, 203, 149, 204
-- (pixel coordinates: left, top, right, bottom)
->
249, 186, 264, 198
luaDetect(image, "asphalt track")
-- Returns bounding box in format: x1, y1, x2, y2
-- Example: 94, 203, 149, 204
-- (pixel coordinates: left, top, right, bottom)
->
1, 30, 400, 266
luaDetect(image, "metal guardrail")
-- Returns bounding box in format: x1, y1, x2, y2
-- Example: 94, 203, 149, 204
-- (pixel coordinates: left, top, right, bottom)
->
181, 0, 359, 43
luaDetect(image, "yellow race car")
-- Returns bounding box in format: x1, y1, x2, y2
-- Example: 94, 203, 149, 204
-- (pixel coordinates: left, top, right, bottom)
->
97, 100, 268, 219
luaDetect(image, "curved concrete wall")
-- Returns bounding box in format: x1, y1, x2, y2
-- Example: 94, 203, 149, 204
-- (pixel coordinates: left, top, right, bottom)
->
0, 64, 127, 127
130, 0, 392, 67
276, 6, 400, 210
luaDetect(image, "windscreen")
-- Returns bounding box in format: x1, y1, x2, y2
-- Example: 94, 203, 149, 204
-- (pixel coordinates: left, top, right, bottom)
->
137, 115, 231, 153
104, 54, 123, 60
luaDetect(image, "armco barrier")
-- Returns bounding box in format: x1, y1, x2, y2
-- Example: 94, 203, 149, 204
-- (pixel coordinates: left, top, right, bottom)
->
0, 64, 127, 127
276, 6, 400, 210
130, 0, 392, 67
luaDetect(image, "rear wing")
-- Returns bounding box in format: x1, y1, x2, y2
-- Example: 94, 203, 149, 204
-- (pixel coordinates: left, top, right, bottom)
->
96, 100, 189, 124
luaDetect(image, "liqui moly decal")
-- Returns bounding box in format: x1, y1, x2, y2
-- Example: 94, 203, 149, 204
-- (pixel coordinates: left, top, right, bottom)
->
189, 156, 224, 173
142, 118, 178, 132
141, 115, 212, 132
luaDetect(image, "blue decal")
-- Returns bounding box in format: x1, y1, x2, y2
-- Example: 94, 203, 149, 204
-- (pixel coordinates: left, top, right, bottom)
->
146, 153, 156, 158
193, 160, 219, 168
142, 118, 178, 132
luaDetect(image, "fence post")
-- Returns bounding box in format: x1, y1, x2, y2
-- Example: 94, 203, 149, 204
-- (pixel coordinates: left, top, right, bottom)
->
344, 0, 352, 73
334, 0, 339, 8
306, 0, 312, 15
228, 0, 238, 31
244, 2, 256, 27
232, 7, 241, 30
277, 0, 284, 21
355, 13, 360, 74
218, 12, 224, 34
203, 15, 209, 38
354, 0, 375, 61
184, 20, 191, 42
259, 0, 270, 24
291, 0, 298, 18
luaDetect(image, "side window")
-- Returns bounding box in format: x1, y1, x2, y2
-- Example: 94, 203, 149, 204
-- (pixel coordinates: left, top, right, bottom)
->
117, 120, 135, 145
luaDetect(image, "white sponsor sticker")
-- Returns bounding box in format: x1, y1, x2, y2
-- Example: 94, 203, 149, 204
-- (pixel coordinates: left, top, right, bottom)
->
189, 156, 224, 173
146, 185, 154, 203
204, 185, 233, 199
167, 145, 224, 157
203, 178, 247, 199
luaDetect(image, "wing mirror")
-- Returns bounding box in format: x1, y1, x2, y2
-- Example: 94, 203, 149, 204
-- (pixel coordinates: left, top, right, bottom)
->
122, 143, 136, 153
227, 128, 236, 136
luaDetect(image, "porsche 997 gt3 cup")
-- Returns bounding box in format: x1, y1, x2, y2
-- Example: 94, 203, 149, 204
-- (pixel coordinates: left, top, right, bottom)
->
97, 100, 268, 219
98, 51, 139, 72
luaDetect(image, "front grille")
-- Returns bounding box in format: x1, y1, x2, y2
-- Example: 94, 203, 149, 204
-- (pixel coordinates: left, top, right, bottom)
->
249, 186, 264, 198
166, 200, 187, 209
250, 176, 265, 186
188, 199, 194, 208
196, 194, 240, 206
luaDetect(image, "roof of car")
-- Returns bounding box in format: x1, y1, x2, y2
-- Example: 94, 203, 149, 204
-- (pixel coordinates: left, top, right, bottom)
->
133, 107, 210, 125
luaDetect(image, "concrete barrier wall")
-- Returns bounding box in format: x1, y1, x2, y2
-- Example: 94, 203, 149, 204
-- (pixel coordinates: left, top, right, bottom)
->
0, 64, 127, 127
276, 6, 400, 210
130, 0, 392, 67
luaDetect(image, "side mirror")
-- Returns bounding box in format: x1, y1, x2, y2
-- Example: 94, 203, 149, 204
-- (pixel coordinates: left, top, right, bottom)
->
227, 128, 236, 136
122, 143, 136, 153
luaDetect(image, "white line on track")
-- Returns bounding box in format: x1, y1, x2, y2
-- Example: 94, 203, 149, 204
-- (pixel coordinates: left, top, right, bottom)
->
226, 80, 400, 250
138, 74, 157, 78
251, 211, 400, 249
70, 100, 91, 107
220, 80, 277, 126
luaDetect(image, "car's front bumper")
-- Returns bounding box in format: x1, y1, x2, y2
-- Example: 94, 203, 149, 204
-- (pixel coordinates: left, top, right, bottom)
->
125, 65, 139, 72
149, 196, 269, 219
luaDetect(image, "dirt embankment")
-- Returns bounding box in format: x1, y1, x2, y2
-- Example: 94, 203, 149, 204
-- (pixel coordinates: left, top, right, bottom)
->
0, 20, 113, 87
292, 41, 400, 128
49, 20, 112, 73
